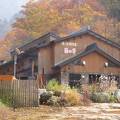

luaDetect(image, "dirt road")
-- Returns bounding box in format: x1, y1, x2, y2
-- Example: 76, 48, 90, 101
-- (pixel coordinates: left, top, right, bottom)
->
0, 103, 120, 120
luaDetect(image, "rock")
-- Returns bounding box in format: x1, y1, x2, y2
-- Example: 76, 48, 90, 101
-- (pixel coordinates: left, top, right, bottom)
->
39, 91, 53, 105
114, 89, 120, 102
38, 89, 46, 99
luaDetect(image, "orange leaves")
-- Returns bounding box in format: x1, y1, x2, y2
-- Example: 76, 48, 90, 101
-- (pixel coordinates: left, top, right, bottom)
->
14, 0, 105, 37
3, 0, 120, 60
1, 0, 120, 60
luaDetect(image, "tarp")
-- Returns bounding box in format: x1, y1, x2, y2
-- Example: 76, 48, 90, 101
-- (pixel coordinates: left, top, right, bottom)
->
0, 75, 15, 80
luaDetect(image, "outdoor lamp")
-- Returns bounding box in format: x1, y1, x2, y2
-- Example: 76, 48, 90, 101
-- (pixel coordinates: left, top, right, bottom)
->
82, 75, 85, 79
82, 61, 86, 66
104, 62, 108, 67
105, 76, 108, 80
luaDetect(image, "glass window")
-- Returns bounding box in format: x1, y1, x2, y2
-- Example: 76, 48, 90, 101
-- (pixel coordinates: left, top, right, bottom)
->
64, 48, 69, 54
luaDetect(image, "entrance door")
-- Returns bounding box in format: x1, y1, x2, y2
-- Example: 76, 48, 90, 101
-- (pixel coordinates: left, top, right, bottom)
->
69, 73, 81, 88
89, 74, 101, 84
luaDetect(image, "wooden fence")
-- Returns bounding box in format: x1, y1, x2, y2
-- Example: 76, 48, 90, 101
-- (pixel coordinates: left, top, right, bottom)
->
0, 80, 39, 108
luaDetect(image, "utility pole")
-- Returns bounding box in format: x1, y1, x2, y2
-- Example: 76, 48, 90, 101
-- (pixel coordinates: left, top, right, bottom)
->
14, 54, 17, 77
13, 48, 24, 78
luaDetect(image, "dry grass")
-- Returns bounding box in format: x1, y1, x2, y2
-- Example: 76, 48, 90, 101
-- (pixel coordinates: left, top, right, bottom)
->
64, 89, 82, 106
0, 103, 120, 120
107, 110, 120, 114
86, 80, 118, 94
0, 105, 63, 120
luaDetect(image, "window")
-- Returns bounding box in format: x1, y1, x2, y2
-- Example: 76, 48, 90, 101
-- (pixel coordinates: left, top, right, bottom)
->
64, 48, 69, 53
72, 48, 76, 54
89, 74, 101, 84
69, 73, 81, 88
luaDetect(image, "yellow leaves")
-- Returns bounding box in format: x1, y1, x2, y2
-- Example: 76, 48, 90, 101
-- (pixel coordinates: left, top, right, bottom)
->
66, 21, 80, 32
14, 0, 103, 37
13, 0, 113, 41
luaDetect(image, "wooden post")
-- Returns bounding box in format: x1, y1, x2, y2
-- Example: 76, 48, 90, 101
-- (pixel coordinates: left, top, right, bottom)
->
32, 60, 35, 79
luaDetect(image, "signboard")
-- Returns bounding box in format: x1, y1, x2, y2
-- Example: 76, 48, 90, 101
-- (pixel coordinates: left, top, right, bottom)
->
64, 48, 76, 54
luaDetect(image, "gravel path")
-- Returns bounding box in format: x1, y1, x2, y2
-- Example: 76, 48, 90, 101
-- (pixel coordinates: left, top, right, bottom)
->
0, 103, 120, 120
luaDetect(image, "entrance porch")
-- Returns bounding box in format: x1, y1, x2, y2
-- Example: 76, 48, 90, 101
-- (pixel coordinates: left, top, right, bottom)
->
60, 72, 120, 88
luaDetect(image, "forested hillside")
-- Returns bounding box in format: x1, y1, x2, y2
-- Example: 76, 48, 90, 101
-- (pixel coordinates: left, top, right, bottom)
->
0, 0, 120, 60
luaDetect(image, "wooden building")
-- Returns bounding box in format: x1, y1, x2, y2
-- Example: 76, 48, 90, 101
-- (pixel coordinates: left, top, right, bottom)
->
0, 27, 120, 87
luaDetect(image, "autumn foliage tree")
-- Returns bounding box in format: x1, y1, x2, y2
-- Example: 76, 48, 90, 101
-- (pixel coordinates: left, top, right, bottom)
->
0, 0, 120, 60
13, 0, 104, 38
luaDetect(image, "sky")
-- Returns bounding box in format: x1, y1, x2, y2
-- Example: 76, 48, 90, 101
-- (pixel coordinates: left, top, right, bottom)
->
0, 0, 29, 21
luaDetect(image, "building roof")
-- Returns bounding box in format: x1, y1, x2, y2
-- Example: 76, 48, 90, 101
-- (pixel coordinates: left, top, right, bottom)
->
11, 27, 120, 56
11, 32, 61, 55
56, 27, 120, 49
54, 43, 120, 68
0, 60, 13, 68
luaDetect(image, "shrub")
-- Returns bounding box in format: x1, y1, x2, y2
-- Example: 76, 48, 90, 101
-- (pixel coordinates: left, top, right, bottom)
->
47, 96, 59, 106
47, 79, 62, 91
58, 88, 90, 106
40, 88, 91, 106
40, 92, 53, 105
90, 91, 118, 103
46, 79, 69, 96
0, 100, 5, 107
87, 79, 118, 94
54, 91, 61, 97
64, 89, 82, 106
40, 91, 68, 106
109, 93, 117, 103
88, 84, 100, 93
98, 77, 117, 93
44, 79, 92, 106
90, 92, 117, 103
0, 89, 13, 107
114, 89, 120, 103
57, 97, 68, 107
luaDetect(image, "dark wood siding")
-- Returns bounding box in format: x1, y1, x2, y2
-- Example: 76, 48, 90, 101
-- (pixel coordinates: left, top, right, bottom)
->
54, 34, 120, 64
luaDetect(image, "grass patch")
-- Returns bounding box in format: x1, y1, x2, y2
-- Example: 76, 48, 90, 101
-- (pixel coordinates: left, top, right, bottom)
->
0, 99, 6, 107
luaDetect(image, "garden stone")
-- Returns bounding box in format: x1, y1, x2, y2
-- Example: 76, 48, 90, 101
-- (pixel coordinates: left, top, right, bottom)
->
39, 91, 53, 105
38, 89, 46, 99
114, 89, 120, 102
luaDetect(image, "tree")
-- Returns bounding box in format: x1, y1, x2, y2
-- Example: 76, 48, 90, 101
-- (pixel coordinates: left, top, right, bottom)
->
1, 0, 120, 61
13, 0, 104, 38
100, 0, 120, 43
101, 0, 120, 21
